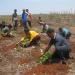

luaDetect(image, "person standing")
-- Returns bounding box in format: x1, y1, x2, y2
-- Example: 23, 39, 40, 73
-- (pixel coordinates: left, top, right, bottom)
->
22, 9, 28, 30
12, 9, 18, 30
26, 9, 32, 28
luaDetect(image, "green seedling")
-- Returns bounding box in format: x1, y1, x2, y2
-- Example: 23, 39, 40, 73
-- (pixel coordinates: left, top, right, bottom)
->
37, 51, 53, 64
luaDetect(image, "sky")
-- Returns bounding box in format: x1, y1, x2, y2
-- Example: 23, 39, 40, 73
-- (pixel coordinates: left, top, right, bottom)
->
0, 0, 75, 15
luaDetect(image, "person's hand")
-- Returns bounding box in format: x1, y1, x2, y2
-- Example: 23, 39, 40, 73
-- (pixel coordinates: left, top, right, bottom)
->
43, 50, 47, 55
40, 49, 44, 55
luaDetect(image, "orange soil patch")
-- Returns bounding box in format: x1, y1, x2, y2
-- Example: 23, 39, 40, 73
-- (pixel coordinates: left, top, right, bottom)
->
25, 64, 68, 75
18, 58, 30, 65
2, 43, 16, 52
0, 35, 14, 41
31, 50, 41, 59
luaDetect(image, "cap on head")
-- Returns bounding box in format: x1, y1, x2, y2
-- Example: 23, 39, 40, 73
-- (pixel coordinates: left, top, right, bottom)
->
46, 28, 54, 33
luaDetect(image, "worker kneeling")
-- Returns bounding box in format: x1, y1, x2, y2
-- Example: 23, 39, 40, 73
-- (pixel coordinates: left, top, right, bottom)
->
2, 24, 12, 37
20, 29, 40, 47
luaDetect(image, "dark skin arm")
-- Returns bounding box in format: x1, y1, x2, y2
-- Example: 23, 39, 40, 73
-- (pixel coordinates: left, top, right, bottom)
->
44, 44, 51, 53
44, 39, 54, 53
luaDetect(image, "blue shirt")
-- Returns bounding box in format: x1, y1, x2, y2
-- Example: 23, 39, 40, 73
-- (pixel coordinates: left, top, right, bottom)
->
63, 28, 69, 35
22, 13, 28, 22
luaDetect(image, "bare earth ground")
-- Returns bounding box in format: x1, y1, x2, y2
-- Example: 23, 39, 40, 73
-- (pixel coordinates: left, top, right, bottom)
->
0, 23, 75, 75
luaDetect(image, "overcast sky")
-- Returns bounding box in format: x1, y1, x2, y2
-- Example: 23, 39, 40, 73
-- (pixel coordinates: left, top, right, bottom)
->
0, 0, 75, 15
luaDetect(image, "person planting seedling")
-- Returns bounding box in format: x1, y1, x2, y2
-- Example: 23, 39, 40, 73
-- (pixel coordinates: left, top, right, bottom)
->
20, 37, 30, 47
37, 46, 55, 64
18, 29, 40, 48
37, 50, 53, 64
38, 28, 71, 64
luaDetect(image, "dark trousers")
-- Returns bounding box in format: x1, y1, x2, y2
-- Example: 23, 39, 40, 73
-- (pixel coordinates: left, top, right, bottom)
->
52, 48, 70, 62
22, 21, 29, 30
27, 20, 32, 28
13, 20, 18, 30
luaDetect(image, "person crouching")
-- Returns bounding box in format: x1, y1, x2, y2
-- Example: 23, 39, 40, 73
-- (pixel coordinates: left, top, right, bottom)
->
20, 29, 40, 47
1, 24, 12, 37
